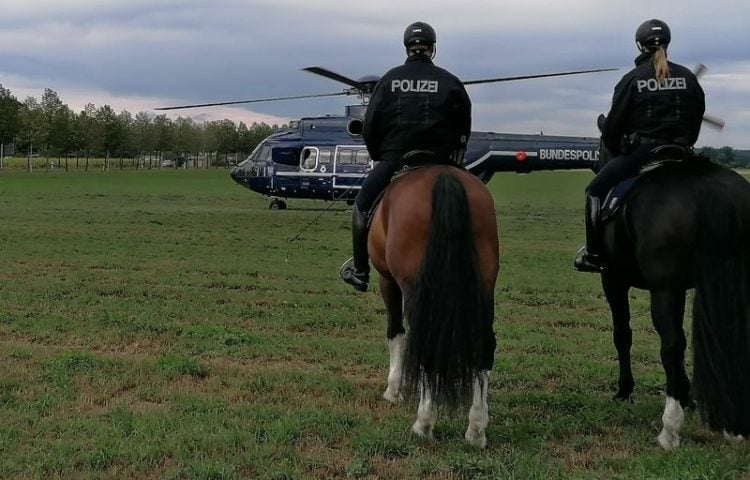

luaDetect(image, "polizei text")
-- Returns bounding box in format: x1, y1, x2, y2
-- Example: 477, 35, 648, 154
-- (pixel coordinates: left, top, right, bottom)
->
636, 77, 687, 93
391, 79, 439, 93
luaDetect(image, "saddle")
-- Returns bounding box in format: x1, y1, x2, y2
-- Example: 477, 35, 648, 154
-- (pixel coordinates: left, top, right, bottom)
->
365, 150, 465, 225
600, 144, 695, 223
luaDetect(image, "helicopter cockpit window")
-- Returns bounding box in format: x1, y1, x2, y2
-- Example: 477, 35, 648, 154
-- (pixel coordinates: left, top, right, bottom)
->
257, 145, 272, 161
319, 148, 332, 165
337, 149, 353, 165
355, 150, 371, 166
300, 147, 319, 172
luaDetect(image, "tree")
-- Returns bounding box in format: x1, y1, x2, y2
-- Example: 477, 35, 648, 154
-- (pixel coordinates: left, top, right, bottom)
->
117, 110, 137, 159
18, 96, 45, 170
0, 84, 20, 166
78, 103, 102, 170
133, 111, 156, 163
152, 114, 174, 163
174, 116, 199, 160
41, 88, 66, 156
95, 105, 125, 168
215, 119, 239, 159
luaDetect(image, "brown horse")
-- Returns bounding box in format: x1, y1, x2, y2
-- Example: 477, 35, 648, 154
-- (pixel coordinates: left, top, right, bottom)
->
367, 164, 499, 448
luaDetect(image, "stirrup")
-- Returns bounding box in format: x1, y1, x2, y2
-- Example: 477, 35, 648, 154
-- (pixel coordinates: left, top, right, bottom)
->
339, 258, 369, 292
573, 247, 605, 273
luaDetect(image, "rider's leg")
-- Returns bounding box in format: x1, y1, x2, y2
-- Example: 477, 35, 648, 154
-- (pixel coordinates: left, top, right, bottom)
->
575, 153, 640, 272
350, 201, 369, 274
340, 161, 400, 292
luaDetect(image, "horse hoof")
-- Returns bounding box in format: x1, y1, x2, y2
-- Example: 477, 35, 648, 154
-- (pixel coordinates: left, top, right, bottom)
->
657, 429, 680, 450
723, 430, 745, 443
464, 428, 487, 449
612, 392, 633, 403
383, 389, 403, 404
411, 421, 433, 439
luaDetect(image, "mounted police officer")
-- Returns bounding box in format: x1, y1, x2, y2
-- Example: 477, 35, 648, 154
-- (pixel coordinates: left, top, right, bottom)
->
574, 19, 705, 273
339, 21, 472, 292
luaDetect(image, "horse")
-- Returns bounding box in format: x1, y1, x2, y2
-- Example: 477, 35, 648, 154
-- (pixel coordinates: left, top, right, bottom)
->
598, 154, 750, 449
366, 164, 499, 448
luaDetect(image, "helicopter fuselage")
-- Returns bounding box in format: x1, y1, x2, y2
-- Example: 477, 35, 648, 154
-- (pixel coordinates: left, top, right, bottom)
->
230, 105, 601, 207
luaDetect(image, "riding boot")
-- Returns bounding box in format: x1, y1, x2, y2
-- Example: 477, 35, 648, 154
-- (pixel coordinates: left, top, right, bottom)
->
574, 195, 606, 272
339, 204, 371, 292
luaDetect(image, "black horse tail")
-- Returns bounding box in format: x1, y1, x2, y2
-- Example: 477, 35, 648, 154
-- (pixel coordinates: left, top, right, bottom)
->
692, 196, 750, 436
403, 172, 495, 408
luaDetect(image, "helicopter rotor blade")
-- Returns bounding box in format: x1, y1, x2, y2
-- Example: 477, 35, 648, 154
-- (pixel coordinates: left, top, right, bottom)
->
691, 64, 726, 130
694, 63, 708, 79
154, 91, 351, 111
703, 114, 726, 130
302, 66, 369, 91
462, 67, 619, 86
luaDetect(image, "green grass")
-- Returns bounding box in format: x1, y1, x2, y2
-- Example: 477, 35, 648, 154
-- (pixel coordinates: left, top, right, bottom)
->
0, 169, 748, 479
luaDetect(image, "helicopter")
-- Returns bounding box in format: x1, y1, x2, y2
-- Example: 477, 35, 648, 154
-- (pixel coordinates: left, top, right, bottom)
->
157, 65, 622, 209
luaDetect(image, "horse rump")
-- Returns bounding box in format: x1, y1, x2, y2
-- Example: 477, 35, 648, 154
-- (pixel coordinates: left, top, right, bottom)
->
402, 172, 495, 408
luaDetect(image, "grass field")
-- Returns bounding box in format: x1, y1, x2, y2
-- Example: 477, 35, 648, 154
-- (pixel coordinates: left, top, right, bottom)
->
0, 169, 748, 479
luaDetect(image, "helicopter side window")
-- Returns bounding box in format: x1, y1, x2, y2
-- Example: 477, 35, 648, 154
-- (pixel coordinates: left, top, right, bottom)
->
300, 147, 319, 172
355, 150, 371, 166
338, 149, 353, 165
319, 148, 332, 165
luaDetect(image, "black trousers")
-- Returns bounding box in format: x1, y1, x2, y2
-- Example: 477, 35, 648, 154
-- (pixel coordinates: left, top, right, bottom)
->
354, 161, 402, 212
586, 145, 652, 198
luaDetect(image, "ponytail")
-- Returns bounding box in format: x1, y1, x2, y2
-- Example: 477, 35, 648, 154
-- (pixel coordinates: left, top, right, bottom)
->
652, 47, 670, 82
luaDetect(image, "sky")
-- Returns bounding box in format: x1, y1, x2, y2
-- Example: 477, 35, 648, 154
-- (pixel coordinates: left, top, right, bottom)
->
1, 0, 748, 148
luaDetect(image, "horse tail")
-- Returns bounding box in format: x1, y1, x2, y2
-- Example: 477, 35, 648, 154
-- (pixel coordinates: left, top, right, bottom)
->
692, 194, 750, 436
403, 172, 494, 408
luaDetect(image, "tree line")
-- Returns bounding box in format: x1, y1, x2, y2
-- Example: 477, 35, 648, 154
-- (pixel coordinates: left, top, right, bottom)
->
1, 84, 747, 171
697, 146, 750, 168
0, 85, 286, 168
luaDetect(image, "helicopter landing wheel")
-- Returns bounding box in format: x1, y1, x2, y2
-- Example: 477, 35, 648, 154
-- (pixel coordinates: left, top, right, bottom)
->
269, 199, 287, 210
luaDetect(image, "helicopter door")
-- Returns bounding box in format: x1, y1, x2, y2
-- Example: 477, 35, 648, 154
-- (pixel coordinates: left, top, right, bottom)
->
332, 146, 372, 194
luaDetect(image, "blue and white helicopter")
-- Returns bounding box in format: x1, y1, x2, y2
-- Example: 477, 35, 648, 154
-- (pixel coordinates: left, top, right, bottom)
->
158, 66, 616, 209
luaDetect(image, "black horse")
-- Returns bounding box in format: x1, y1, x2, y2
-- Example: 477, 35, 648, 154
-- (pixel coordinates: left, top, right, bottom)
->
600, 155, 750, 449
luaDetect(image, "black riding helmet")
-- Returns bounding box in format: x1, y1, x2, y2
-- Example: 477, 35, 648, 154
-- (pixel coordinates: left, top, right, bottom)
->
635, 19, 671, 51
403, 21, 436, 47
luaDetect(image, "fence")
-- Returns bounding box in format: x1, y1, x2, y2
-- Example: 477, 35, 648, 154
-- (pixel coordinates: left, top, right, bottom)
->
0, 152, 247, 172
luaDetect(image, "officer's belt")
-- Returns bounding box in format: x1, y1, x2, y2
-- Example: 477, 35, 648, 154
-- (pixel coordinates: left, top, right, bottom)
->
630, 133, 689, 146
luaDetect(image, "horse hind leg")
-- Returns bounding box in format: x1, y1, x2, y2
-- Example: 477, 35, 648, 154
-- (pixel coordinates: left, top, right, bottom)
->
383, 333, 405, 404
650, 289, 691, 450
380, 275, 405, 404
411, 376, 437, 439
658, 397, 686, 450
464, 370, 489, 449
723, 430, 746, 443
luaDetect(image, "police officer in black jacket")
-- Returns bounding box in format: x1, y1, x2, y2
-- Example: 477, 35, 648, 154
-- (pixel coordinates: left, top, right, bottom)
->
573, 18, 705, 273
339, 21, 472, 292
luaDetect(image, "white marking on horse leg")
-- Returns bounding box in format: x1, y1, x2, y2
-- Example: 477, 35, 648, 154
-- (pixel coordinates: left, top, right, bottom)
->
411, 378, 437, 439
723, 430, 745, 443
383, 333, 405, 404
465, 371, 489, 449
657, 396, 684, 450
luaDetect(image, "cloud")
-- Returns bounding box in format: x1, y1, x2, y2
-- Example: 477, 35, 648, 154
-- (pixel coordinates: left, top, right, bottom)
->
0, 0, 748, 147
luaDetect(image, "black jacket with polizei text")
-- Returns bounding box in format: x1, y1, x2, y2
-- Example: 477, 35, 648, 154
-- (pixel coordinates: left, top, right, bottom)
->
362, 54, 471, 163
601, 52, 705, 157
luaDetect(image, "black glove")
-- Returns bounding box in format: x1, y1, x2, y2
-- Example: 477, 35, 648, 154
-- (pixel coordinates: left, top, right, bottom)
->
597, 114, 607, 133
